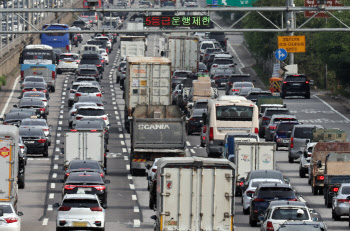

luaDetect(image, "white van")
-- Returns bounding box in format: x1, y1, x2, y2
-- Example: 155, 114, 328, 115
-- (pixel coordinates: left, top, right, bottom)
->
79, 44, 100, 56
204, 96, 259, 157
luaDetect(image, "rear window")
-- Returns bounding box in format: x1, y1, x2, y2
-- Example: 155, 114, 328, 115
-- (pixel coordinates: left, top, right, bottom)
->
80, 59, 99, 65
77, 87, 99, 93
247, 92, 272, 101
21, 120, 47, 126
67, 173, 102, 182
75, 122, 102, 129
79, 70, 97, 75
252, 181, 280, 188
214, 59, 233, 65
201, 43, 214, 49
77, 108, 105, 116
24, 77, 44, 82
277, 123, 297, 134
272, 208, 309, 220
0, 204, 13, 213
174, 72, 189, 77
60, 54, 78, 60
234, 82, 253, 88
293, 127, 314, 139
341, 186, 350, 194
19, 101, 44, 107
19, 128, 44, 136
73, 21, 85, 25
257, 187, 295, 198
62, 199, 99, 208
69, 162, 100, 170
216, 106, 253, 121
251, 172, 282, 180
265, 110, 290, 117
285, 75, 307, 82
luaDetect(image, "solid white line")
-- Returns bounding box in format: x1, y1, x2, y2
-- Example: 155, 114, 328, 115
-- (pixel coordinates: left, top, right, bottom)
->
129, 184, 135, 190
133, 219, 141, 228
54, 164, 58, 169
134, 206, 140, 212
51, 183, 55, 189
0, 75, 20, 118
128, 174, 132, 180
42, 218, 49, 226
47, 205, 53, 211
126, 165, 130, 170
52, 173, 57, 178
122, 148, 127, 153
124, 156, 128, 160
49, 193, 54, 199
314, 95, 350, 123
228, 43, 245, 74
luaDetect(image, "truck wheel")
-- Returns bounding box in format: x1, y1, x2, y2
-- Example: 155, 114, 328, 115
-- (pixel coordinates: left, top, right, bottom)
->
149, 199, 154, 210
281, 93, 285, 99
18, 175, 25, 189
326, 196, 332, 208
305, 92, 310, 99
69, 121, 73, 128
288, 157, 294, 163
299, 168, 306, 178
333, 209, 341, 221
249, 216, 257, 227
200, 142, 205, 147
318, 187, 324, 195
312, 186, 318, 195
51, 87, 55, 93
243, 207, 250, 215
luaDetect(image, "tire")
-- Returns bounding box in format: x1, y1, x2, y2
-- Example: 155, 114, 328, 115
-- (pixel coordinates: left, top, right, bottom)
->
68, 101, 73, 108
333, 209, 341, 221
43, 147, 49, 157
149, 199, 155, 210
117, 76, 120, 83
288, 157, 294, 163
249, 216, 257, 227
18, 174, 25, 189
48, 141, 51, 147
312, 186, 318, 195
299, 168, 306, 178
51, 87, 55, 93
281, 93, 285, 99
57, 69, 62, 75
200, 142, 205, 147
326, 196, 332, 208
305, 92, 310, 99
243, 207, 250, 215
318, 187, 324, 195
56, 228, 64, 231
69, 121, 73, 128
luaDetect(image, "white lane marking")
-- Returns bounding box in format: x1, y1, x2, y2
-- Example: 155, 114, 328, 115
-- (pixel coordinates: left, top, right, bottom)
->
126, 165, 130, 170
61, 105, 64, 109
190, 149, 195, 154
55, 147, 60, 152
128, 174, 132, 180
111, 89, 114, 92
314, 95, 350, 123
58, 121, 62, 125
134, 206, 140, 212
121, 141, 125, 145
228, 43, 245, 74
42, 218, 49, 226
112, 93, 115, 96
112, 97, 116, 101
62, 92, 66, 96
117, 122, 121, 125
186, 141, 191, 146
55, 155, 59, 160
61, 97, 65, 100
129, 184, 135, 190
47, 205, 53, 211
110, 84, 113, 88
133, 219, 141, 228
124, 156, 128, 160
57, 133, 61, 137
61, 100, 64, 104
132, 195, 137, 200
0, 75, 20, 118
119, 134, 123, 138
114, 107, 117, 109
58, 127, 62, 130
115, 111, 119, 115
51, 183, 55, 189
122, 148, 127, 153
54, 164, 58, 169
112, 102, 116, 105
59, 115, 63, 119
49, 193, 54, 199
60, 110, 64, 114
56, 140, 60, 144
119, 128, 122, 132
52, 173, 57, 178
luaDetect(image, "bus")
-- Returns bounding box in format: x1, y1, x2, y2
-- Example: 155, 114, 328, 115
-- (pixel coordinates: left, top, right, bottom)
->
19, 44, 57, 92
41, 24, 71, 53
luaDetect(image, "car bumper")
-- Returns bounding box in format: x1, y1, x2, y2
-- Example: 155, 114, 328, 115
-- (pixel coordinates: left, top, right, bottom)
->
0, 225, 20, 231
56, 219, 105, 229
276, 138, 290, 147
243, 196, 251, 210
290, 149, 303, 158
207, 143, 223, 157
26, 146, 46, 154
282, 90, 309, 95
334, 205, 350, 216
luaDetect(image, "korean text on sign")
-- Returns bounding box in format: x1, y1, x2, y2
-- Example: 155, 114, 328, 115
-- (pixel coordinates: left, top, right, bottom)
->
277, 35, 306, 53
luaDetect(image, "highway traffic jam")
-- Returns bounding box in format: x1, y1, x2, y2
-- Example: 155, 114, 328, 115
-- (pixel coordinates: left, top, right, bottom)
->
1, 0, 350, 231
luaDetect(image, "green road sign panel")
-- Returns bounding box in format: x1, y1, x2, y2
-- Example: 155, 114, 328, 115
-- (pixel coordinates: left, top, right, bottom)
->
206, 0, 257, 7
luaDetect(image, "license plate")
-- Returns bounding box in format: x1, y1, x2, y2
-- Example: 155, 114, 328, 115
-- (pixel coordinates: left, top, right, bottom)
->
73, 222, 87, 227
221, 82, 226, 85
25, 141, 35, 144
293, 83, 301, 86
65, 61, 72, 63
83, 187, 92, 191
200, 120, 203, 123
283, 140, 289, 143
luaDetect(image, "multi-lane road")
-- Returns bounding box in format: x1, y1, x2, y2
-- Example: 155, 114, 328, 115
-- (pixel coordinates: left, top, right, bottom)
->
1, 1, 350, 231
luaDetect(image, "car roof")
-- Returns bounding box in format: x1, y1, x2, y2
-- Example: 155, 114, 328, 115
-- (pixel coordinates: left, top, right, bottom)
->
63, 194, 98, 200
271, 114, 297, 119
269, 201, 307, 208
257, 183, 291, 188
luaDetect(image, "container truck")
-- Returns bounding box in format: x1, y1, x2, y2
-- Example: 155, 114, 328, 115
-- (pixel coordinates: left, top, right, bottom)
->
161, 35, 199, 74
151, 157, 236, 231
62, 129, 107, 170
120, 36, 147, 59
130, 105, 186, 175
124, 57, 172, 132
0, 125, 19, 207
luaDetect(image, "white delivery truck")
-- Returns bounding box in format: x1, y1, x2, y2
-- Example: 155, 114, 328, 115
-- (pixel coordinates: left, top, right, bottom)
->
63, 130, 106, 170
0, 126, 19, 207
124, 57, 172, 132
152, 157, 236, 231
120, 36, 147, 59
161, 35, 199, 74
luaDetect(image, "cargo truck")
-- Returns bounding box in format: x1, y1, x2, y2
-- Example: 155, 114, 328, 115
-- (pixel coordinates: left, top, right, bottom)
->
185, 77, 218, 111
160, 35, 199, 74
309, 142, 350, 195
124, 57, 172, 132
130, 105, 186, 176
120, 36, 147, 59
323, 152, 350, 207
151, 157, 236, 231
0, 126, 19, 208
63, 129, 107, 171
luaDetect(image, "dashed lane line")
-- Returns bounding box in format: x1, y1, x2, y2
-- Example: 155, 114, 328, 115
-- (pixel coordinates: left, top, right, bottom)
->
133, 219, 141, 228
134, 206, 140, 213
51, 183, 55, 189
52, 173, 57, 178
42, 218, 49, 226
49, 193, 54, 199
124, 156, 128, 160
126, 165, 130, 170
128, 174, 132, 180
47, 205, 53, 211
132, 195, 137, 200
130, 184, 135, 190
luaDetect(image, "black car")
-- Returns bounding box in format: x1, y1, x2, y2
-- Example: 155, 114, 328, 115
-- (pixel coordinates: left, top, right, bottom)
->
273, 121, 299, 150
61, 172, 109, 208
72, 20, 90, 30
2, 112, 32, 126
16, 98, 48, 119
281, 74, 310, 99
249, 183, 298, 227
79, 117, 110, 140
79, 55, 104, 74
64, 160, 105, 181
186, 108, 207, 135
21, 82, 49, 98
213, 74, 229, 88
19, 127, 49, 157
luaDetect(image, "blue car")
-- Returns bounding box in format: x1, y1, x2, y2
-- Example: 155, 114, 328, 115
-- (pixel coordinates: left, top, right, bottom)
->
273, 121, 299, 151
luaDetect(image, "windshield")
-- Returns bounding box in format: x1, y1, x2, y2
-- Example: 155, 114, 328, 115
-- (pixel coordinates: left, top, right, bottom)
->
216, 105, 253, 121
285, 76, 306, 82
201, 43, 214, 49
77, 87, 99, 93
272, 208, 309, 220
77, 109, 105, 116
62, 199, 99, 208
294, 127, 314, 139
79, 69, 97, 75
258, 187, 295, 199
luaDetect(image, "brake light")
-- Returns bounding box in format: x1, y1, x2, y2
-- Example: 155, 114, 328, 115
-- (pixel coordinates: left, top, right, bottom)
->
71, 112, 76, 116
262, 117, 269, 121
20, 146, 24, 149
96, 93, 102, 97
91, 130, 97, 132
316, 175, 324, 181
152, 168, 157, 173
66, 45, 69, 51
332, 187, 339, 192
58, 206, 71, 211
70, 129, 77, 132
22, 89, 26, 92
90, 207, 103, 212
38, 139, 46, 143
75, 93, 81, 97
253, 198, 265, 202
288, 198, 298, 201
21, 71, 24, 80
96, 64, 102, 67
209, 127, 214, 141
229, 64, 235, 67
269, 126, 276, 130
189, 118, 196, 121
338, 199, 350, 203
306, 81, 309, 84
283, 81, 287, 84
231, 89, 239, 92
212, 64, 218, 67
203, 126, 207, 133
64, 185, 76, 190
100, 116, 107, 120
39, 108, 46, 112
266, 221, 274, 231
100, 173, 104, 177
246, 190, 255, 195
239, 181, 244, 186
228, 82, 233, 86
94, 185, 106, 190
101, 60, 104, 63
41, 90, 47, 93
65, 173, 70, 177
76, 116, 83, 120
43, 129, 49, 131
4, 218, 19, 223
254, 128, 259, 134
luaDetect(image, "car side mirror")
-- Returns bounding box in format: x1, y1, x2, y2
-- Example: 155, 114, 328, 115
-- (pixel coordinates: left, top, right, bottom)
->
317, 160, 322, 168
58, 179, 64, 183
13, 104, 18, 108
284, 177, 290, 184
105, 180, 110, 184
150, 215, 157, 220
17, 211, 24, 216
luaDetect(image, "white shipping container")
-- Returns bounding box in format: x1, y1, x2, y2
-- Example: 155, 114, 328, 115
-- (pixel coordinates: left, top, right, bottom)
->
155, 157, 235, 231
126, 22, 144, 31
64, 130, 105, 167
125, 57, 172, 115
120, 36, 147, 58
0, 125, 19, 202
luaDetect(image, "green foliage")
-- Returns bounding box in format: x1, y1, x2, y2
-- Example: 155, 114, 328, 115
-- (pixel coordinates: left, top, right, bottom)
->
0, 75, 6, 87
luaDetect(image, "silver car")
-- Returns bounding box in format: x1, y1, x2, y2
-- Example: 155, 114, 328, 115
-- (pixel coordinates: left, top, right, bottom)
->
20, 118, 52, 146
68, 81, 101, 107
74, 84, 104, 103
73, 106, 110, 127
299, 142, 317, 178
56, 194, 105, 230
288, 124, 324, 163
332, 183, 350, 220
22, 91, 49, 107
20, 76, 47, 89
265, 114, 297, 142
68, 102, 97, 127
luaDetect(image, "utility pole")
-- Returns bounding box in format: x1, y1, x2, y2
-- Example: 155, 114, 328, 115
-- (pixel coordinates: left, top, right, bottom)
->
286, 0, 295, 65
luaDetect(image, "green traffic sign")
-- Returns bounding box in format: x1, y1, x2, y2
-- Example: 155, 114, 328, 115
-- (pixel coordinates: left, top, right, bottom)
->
206, 0, 257, 7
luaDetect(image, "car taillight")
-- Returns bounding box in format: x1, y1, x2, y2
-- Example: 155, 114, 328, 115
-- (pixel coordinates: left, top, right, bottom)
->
254, 128, 259, 134
52, 71, 55, 80
228, 82, 233, 86
288, 198, 298, 201
316, 175, 324, 181
338, 199, 350, 203
290, 137, 294, 148
20, 146, 24, 149
71, 129, 77, 132
38, 138, 46, 143
58, 206, 71, 211
152, 168, 157, 173
43, 129, 49, 131
75, 93, 81, 97
4, 218, 19, 223
65, 173, 70, 177
253, 198, 265, 202
41, 90, 47, 93
212, 64, 218, 67
262, 117, 269, 121
231, 89, 239, 92
71, 112, 76, 116
21, 71, 24, 80
239, 181, 244, 186
100, 173, 104, 177
94, 185, 106, 190
96, 64, 102, 67
266, 221, 274, 231
76, 116, 83, 120
64, 185, 76, 190
101, 60, 104, 63
39, 108, 46, 112
90, 207, 103, 212
269, 126, 276, 130
209, 127, 214, 141
203, 126, 207, 133
306, 81, 309, 84
283, 81, 287, 84
96, 93, 102, 97
100, 116, 107, 120
66, 45, 69, 51
246, 190, 255, 195
189, 118, 196, 121
22, 89, 26, 92
332, 187, 339, 192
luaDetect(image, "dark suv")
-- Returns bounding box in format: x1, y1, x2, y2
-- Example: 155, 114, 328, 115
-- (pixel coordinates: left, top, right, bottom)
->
249, 183, 298, 227
273, 121, 299, 150
76, 64, 101, 82
80, 54, 104, 74
281, 74, 310, 99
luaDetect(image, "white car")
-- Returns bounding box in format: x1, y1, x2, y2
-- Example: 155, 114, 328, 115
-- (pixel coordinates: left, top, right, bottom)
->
68, 102, 97, 127
260, 201, 318, 231
73, 106, 110, 127
299, 142, 316, 178
56, 53, 80, 74
332, 183, 350, 220
56, 194, 105, 231
94, 36, 112, 52
99, 48, 109, 65
209, 54, 236, 76
68, 81, 99, 107
0, 202, 23, 231
146, 158, 159, 191
242, 178, 283, 215
74, 84, 104, 102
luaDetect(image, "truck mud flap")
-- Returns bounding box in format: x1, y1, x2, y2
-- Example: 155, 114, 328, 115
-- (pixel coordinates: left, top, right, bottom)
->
130, 159, 147, 176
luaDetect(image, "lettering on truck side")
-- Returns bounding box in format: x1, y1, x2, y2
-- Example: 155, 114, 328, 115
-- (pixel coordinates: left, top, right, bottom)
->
138, 124, 171, 130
